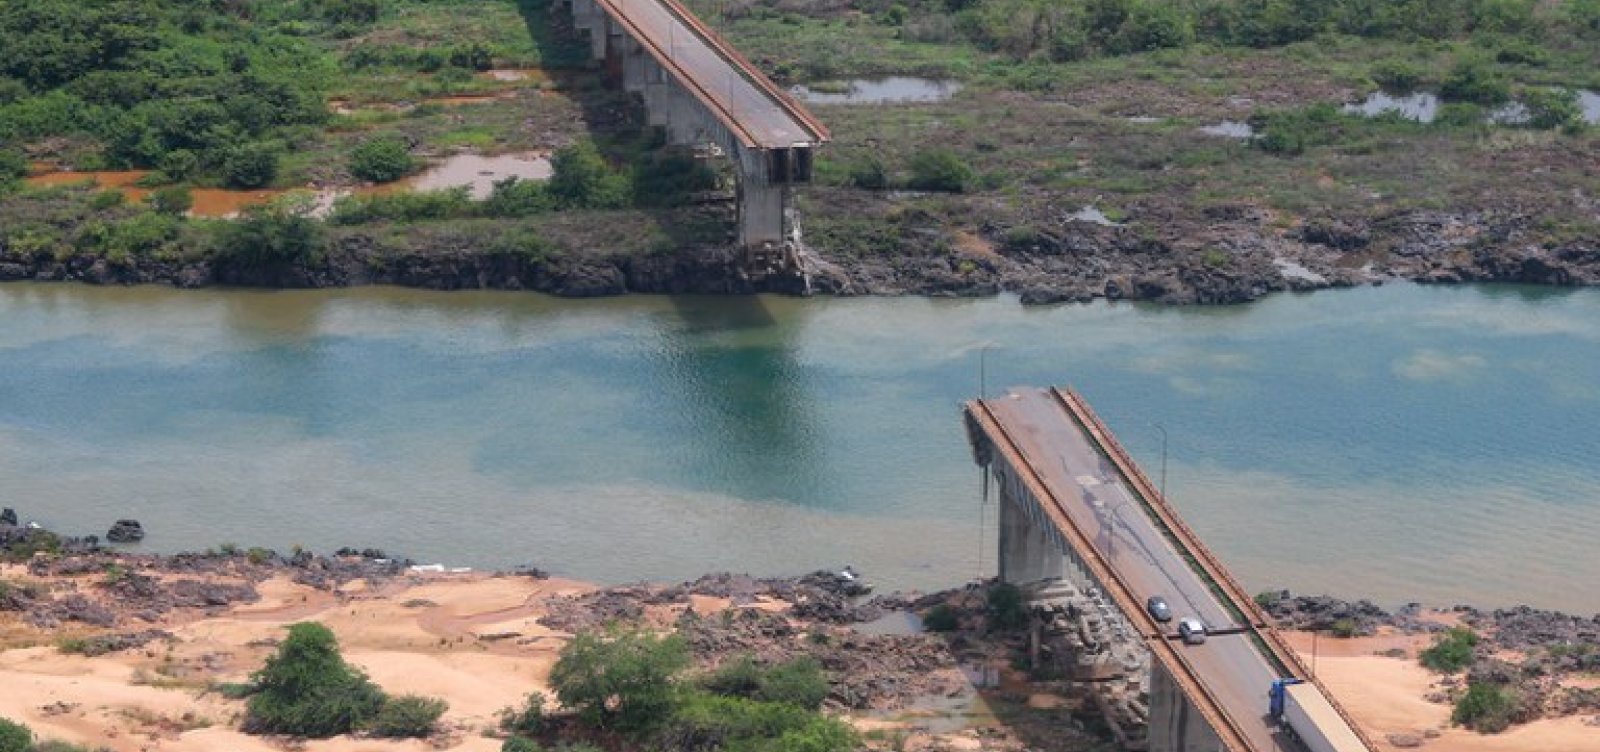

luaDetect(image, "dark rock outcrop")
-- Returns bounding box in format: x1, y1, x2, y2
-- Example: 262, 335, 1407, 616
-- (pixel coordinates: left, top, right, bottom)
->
106, 519, 145, 543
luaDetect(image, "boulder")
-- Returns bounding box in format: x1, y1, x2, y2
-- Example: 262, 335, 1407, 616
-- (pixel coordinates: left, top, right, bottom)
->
0, 507, 15, 526
106, 519, 145, 543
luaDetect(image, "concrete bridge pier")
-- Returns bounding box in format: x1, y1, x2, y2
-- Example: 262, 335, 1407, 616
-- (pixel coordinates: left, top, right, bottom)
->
1148, 662, 1226, 752
561, 0, 821, 277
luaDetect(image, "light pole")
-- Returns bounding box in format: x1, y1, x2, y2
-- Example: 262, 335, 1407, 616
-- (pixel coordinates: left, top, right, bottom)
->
1151, 422, 1168, 500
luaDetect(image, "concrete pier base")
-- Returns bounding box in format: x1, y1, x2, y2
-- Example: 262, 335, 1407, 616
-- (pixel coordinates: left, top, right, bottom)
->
1148, 662, 1227, 752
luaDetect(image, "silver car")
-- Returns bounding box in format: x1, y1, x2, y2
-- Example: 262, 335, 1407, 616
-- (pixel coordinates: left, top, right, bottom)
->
1146, 596, 1173, 622
1177, 617, 1208, 645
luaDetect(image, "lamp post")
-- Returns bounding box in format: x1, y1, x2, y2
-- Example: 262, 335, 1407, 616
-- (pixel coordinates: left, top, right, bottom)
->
1151, 422, 1168, 500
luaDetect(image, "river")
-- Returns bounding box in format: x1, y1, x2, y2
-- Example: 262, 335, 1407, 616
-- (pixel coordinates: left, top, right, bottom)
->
2, 282, 1596, 613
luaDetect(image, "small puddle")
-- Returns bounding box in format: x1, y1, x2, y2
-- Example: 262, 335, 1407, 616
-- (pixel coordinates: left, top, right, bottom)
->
480, 69, 545, 83
1198, 120, 1254, 138
1488, 101, 1531, 125
1342, 91, 1438, 122
1125, 115, 1162, 124
852, 610, 924, 637
1582, 90, 1600, 123
790, 77, 961, 105
401, 152, 552, 200
1067, 206, 1122, 227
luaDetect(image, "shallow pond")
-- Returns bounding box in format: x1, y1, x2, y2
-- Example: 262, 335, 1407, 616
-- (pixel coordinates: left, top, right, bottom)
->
790, 77, 962, 105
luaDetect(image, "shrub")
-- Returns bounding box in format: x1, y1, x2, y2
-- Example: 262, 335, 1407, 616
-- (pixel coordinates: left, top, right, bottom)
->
349, 136, 414, 183
1435, 102, 1486, 127
368, 695, 447, 738
1329, 618, 1359, 638
216, 207, 323, 269
760, 658, 829, 710
149, 186, 193, 216
1521, 88, 1583, 130
1440, 60, 1509, 104
1568, 0, 1600, 36
502, 738, 542, 752
329, 188, 474, 224
1452, 682, 1519, 732
549, 142, 628, 209
222, 143, 280, 189
906, 149, 972, 193
986, 583, 1028, 631
846, 155, 888, 190
1257, 103, 1342, 156
0, 149, 24, 183
484, 177, 555, 217
922, 604, 959, 632
498, 692, 544, 735
631, 150, 717, 207
244, 622, 386, 737
660, 693, 855, 752
549, 627, 690, 731
1110, 0, 1194, 54
1369, 60, 1426, 92
1421, 626, 1480, 673
0, 717, 31, 752
158, 149, 199, 181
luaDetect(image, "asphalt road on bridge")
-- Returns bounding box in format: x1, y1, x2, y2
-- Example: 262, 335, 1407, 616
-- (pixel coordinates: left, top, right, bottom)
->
985, 388, 1301, 752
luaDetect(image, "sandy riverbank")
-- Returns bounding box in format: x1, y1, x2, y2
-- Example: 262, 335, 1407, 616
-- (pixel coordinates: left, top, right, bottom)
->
1285, 630, 1600, 752
0, 572, 593, 752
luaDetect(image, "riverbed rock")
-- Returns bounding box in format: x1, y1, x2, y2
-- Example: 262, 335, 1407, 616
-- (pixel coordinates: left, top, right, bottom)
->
106, 519, 145, 543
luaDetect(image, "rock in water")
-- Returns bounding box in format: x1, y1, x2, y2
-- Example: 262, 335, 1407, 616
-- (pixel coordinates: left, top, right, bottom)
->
107, 519, 145, 543
0, 508, 16, 526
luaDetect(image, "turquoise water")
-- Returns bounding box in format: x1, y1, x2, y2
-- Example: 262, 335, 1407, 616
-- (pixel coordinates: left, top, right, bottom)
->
2, 282, 1597, 612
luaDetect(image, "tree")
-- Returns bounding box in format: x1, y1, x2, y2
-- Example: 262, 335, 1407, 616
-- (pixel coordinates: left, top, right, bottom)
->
349, 135, 414, 183
215, 206, 324, 270
549, 627, 689, 731
0, 717, 31, 752
244, 622, 386, 737
222, 142, 280, 189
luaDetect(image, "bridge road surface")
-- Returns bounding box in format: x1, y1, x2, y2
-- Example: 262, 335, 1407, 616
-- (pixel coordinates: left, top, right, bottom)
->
985, 389, 1299, 752
600, 0, 818, 148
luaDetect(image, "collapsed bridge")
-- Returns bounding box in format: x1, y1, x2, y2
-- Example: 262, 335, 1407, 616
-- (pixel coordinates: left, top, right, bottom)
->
559, 0, 829, 274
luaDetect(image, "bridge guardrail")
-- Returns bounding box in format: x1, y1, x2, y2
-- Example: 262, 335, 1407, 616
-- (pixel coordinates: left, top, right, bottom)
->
967, 399, 1255, 752
1052, 387, 1379, 752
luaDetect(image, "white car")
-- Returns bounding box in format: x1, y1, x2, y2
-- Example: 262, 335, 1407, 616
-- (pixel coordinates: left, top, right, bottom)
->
1177, 617, 1208, 645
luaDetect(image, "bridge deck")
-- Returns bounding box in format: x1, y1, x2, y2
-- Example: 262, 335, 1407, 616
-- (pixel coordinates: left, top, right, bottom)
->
972, 387, 1376, 752
591, 0, 827, 149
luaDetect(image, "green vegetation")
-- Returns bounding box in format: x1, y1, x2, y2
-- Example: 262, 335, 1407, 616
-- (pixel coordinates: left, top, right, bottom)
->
534, 628, 855, 752
244, 622, 387, 737
498, 692, 545, 735
1329, 618, 1359, 638
1421, 626, 1481, 673
922, 604, 960, 632
368, 695, 448, 738
1452, 681, 1522, 732
986, 583, 1029, 631
0, 717, 30, 752
349, 136, 415, 183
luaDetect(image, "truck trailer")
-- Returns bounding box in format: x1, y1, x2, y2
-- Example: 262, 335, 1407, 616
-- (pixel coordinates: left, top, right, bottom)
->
1268, 679, 1369, 752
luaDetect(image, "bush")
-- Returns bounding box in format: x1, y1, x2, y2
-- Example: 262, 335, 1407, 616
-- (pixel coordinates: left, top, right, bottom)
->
149, 186, 193, 215
1452, 682, 1519, 732
1369, 59, 1426, 92
703, 657, 831, 710
368, 695, 447, 738
631, 150, 717, 207
846, 155, 888, 190
906, 149, 972, 193
483, 178, 555, 218
1435, 102, 1486, 127
1440, 60, 1509, 104
549, 142, 628, 210
549, 627, 690, 731
1521, 88, 1583, 130
1421, 626, 1480, 673
329, 188, 474, 224
158, 149, 199, 181
0, 149, 24, 183
498, 692, 544, 735
661, 693, 855, 752
245, 622, 386, 737
502, 738, 542, 752
216, 207, 324, 269
922, 604, 959, 632
1257, 103, 1342, 156
1329, 618, 1359, 638
986, 583, 1028, 631
0, 717, 31, 752
222, 143, 280, 189
1110, 0, 1194, 54
349, 136, 414, 183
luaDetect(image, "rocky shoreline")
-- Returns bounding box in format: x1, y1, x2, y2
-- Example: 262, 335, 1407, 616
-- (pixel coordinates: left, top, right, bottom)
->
1, 207, 1596, 304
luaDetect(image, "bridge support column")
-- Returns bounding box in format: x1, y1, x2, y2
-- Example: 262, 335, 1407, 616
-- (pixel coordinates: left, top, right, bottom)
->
995, 467, 1070, 585
1148, 662, 1225, 752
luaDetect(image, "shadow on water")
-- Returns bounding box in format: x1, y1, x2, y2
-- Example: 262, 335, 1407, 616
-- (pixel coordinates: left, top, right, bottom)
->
650, 295, 836, 506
